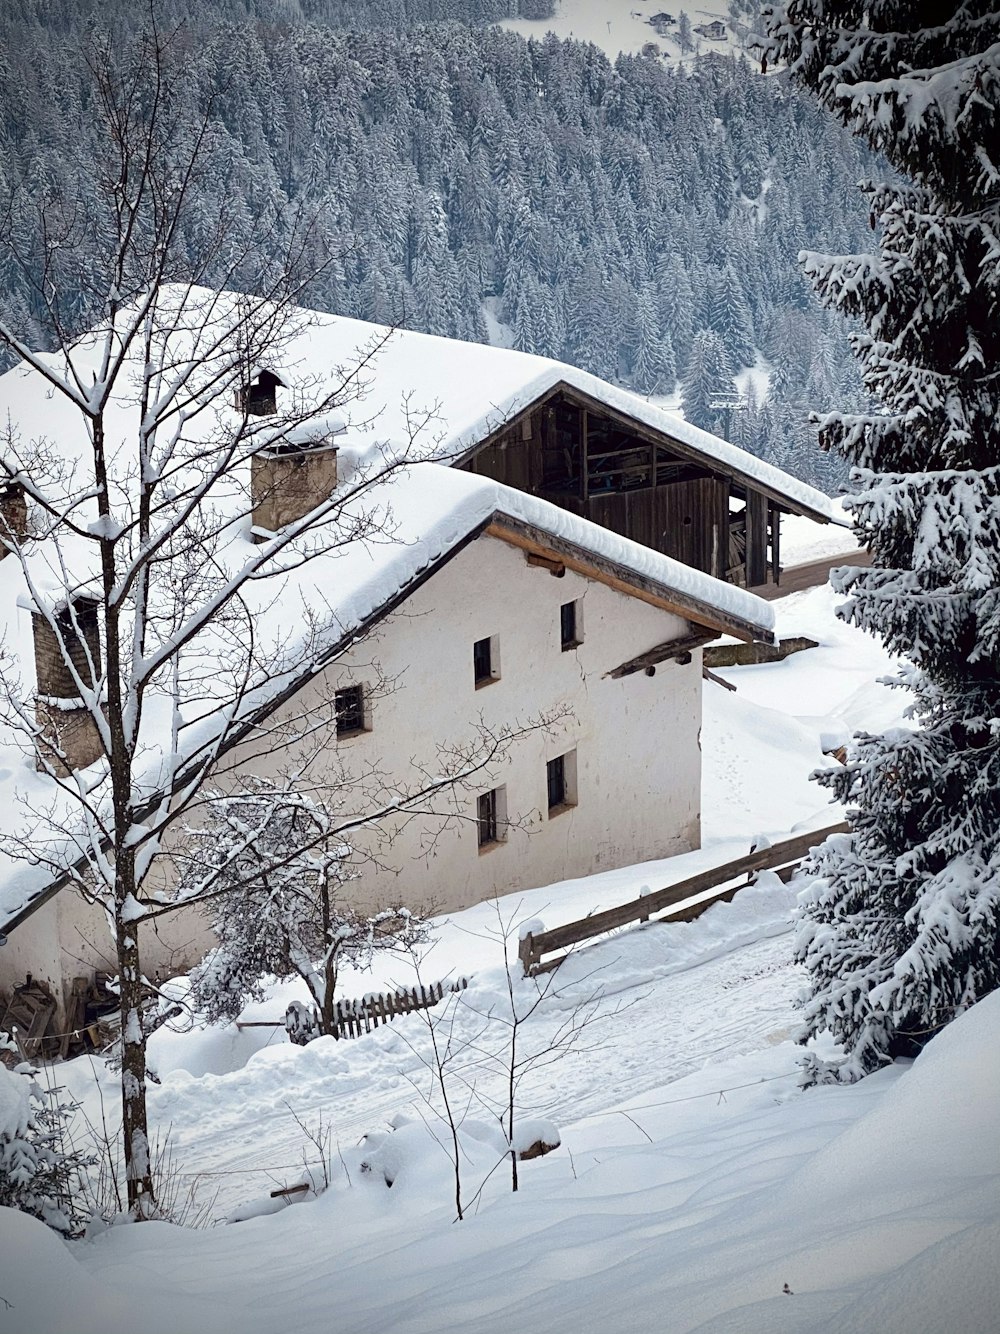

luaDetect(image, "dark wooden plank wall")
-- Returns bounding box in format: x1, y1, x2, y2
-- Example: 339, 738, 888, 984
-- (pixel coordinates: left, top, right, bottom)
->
461, 397, 768, 587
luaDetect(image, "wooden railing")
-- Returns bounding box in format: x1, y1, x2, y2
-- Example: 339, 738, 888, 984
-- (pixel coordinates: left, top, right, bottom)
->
518, 822, 849, 976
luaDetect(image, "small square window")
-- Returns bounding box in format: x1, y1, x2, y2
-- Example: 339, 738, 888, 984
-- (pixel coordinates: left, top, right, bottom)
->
546, 749, 577, 816
560, 599, 582, 650
477, 785, 507, 850
335, 684, 366, 737
473, 634, 500, 688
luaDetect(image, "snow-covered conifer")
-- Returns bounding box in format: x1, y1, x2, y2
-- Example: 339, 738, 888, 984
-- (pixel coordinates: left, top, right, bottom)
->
766, 2, 1000, 1076
680, 328, 734, 433
0, 1056, 91, 1234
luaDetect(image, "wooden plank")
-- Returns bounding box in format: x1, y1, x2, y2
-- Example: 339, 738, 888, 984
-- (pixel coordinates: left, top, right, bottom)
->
746, 490, 769, 587
524, 823, 848, 961
703, 665, 737, 692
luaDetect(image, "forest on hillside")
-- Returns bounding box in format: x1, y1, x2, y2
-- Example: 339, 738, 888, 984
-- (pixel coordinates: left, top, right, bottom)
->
0, 5, 873, 488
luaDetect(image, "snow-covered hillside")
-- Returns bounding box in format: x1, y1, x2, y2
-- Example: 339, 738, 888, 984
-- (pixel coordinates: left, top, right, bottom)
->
503, 0, 754, 63
3, 571, 997, 1334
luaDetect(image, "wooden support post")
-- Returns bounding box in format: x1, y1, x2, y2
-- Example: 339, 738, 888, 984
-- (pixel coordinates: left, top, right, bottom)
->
518, 932, 535, 977
581, 407, 589, 503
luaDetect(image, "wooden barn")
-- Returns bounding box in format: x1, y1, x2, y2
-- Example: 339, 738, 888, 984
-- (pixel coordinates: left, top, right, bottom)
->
458, 381, 822, 591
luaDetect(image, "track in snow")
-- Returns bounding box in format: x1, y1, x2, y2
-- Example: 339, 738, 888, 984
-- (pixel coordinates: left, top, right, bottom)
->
154, 932, 802, 1219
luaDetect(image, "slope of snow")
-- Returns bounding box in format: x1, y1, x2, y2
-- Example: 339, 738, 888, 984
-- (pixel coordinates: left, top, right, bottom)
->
7, 556, 983, 1334
779, 498, 860, 565
5, 989, 998, 1334
502, 0, 752, 65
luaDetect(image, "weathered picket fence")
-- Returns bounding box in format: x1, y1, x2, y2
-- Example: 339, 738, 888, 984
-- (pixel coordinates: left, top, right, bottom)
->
237, 975, 469, 1042
325, 977, 469, 1040
518, 822, 849, 976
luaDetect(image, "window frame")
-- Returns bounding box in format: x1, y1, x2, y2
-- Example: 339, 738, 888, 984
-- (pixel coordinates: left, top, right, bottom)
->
477, 784, 507, 851
546, 749, 578, 817
473, 633, 501, 688
334, 683, 368, 738
560, 598, 583, 651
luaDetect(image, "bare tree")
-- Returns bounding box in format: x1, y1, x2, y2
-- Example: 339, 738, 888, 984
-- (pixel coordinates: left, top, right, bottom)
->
392, 908, 621, 1213
0, 25, 554, 1216
460, 903, 612, 1192
181, 779, 432, 1038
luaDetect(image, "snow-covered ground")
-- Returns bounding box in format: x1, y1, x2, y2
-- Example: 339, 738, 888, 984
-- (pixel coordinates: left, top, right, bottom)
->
502, 0, 754, 65
4, 563, 998, 1334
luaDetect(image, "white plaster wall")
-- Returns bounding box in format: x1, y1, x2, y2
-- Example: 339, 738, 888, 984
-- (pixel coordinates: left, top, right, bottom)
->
0, 900, 63, 1016
3, 531, 703, 1011
246, 532, 702, 915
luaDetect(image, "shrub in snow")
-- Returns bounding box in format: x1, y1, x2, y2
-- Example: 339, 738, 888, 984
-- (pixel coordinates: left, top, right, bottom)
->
0, 1057, 91, 1234
766, 6, 1000, 1077
183, 779, 430, 1038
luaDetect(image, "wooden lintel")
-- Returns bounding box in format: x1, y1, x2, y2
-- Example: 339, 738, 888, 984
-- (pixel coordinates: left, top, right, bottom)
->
606, 628, 716, 680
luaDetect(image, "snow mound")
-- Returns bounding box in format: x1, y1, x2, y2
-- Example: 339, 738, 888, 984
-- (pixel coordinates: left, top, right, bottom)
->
0, 1208, 241, 1334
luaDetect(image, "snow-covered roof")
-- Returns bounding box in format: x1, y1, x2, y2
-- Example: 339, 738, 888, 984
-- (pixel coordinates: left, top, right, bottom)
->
234, 309, 839, 524
0, 291, 777, 932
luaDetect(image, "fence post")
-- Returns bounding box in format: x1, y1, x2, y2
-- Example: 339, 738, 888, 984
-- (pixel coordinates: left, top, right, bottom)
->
518, 932, 535, 977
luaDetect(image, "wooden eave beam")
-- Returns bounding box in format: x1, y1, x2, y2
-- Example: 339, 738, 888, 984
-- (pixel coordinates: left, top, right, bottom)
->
605, 627, 717, 679
486, 516, 774, 645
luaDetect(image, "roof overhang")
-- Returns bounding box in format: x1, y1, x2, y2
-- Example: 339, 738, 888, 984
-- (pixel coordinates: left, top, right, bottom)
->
486, 514, 775, 645
459, 379, 840, 527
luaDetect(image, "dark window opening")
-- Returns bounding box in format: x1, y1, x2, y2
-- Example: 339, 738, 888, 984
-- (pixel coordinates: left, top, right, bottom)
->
560, 600, 579, 650
335, 684, 366, 737
547, 754, 566, 810
478, 789, 498, 847
473, 635, 496, 686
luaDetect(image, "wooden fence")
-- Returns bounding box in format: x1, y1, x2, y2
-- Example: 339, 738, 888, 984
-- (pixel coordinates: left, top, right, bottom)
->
237, 976, 469, 1042
518, 822, 849, 976
326, 977, 469, 1040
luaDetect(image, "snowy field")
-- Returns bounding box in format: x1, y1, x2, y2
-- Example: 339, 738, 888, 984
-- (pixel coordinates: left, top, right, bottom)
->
502, 0, 754, 64
3, 547, 999, 1334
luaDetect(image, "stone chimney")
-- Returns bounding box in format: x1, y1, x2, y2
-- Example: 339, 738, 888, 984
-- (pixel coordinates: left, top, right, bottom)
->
0, 481, 27, 558
32, 596, 104, 775
251, 439, 341, 541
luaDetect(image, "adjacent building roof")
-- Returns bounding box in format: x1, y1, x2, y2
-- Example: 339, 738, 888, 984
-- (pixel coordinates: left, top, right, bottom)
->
256, 311, 842, 525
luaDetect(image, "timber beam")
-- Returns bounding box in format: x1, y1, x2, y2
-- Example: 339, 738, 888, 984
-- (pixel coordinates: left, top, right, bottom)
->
605, 627, 716, 679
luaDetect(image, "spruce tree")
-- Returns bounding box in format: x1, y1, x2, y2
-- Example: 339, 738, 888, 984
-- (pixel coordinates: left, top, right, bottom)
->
766, 3, 1000, 1077
681, 329, 734, 434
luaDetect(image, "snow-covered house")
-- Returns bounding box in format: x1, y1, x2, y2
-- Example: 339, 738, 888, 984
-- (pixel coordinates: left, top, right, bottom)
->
694, 20, 727, 40
0, 296, 787, 1035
